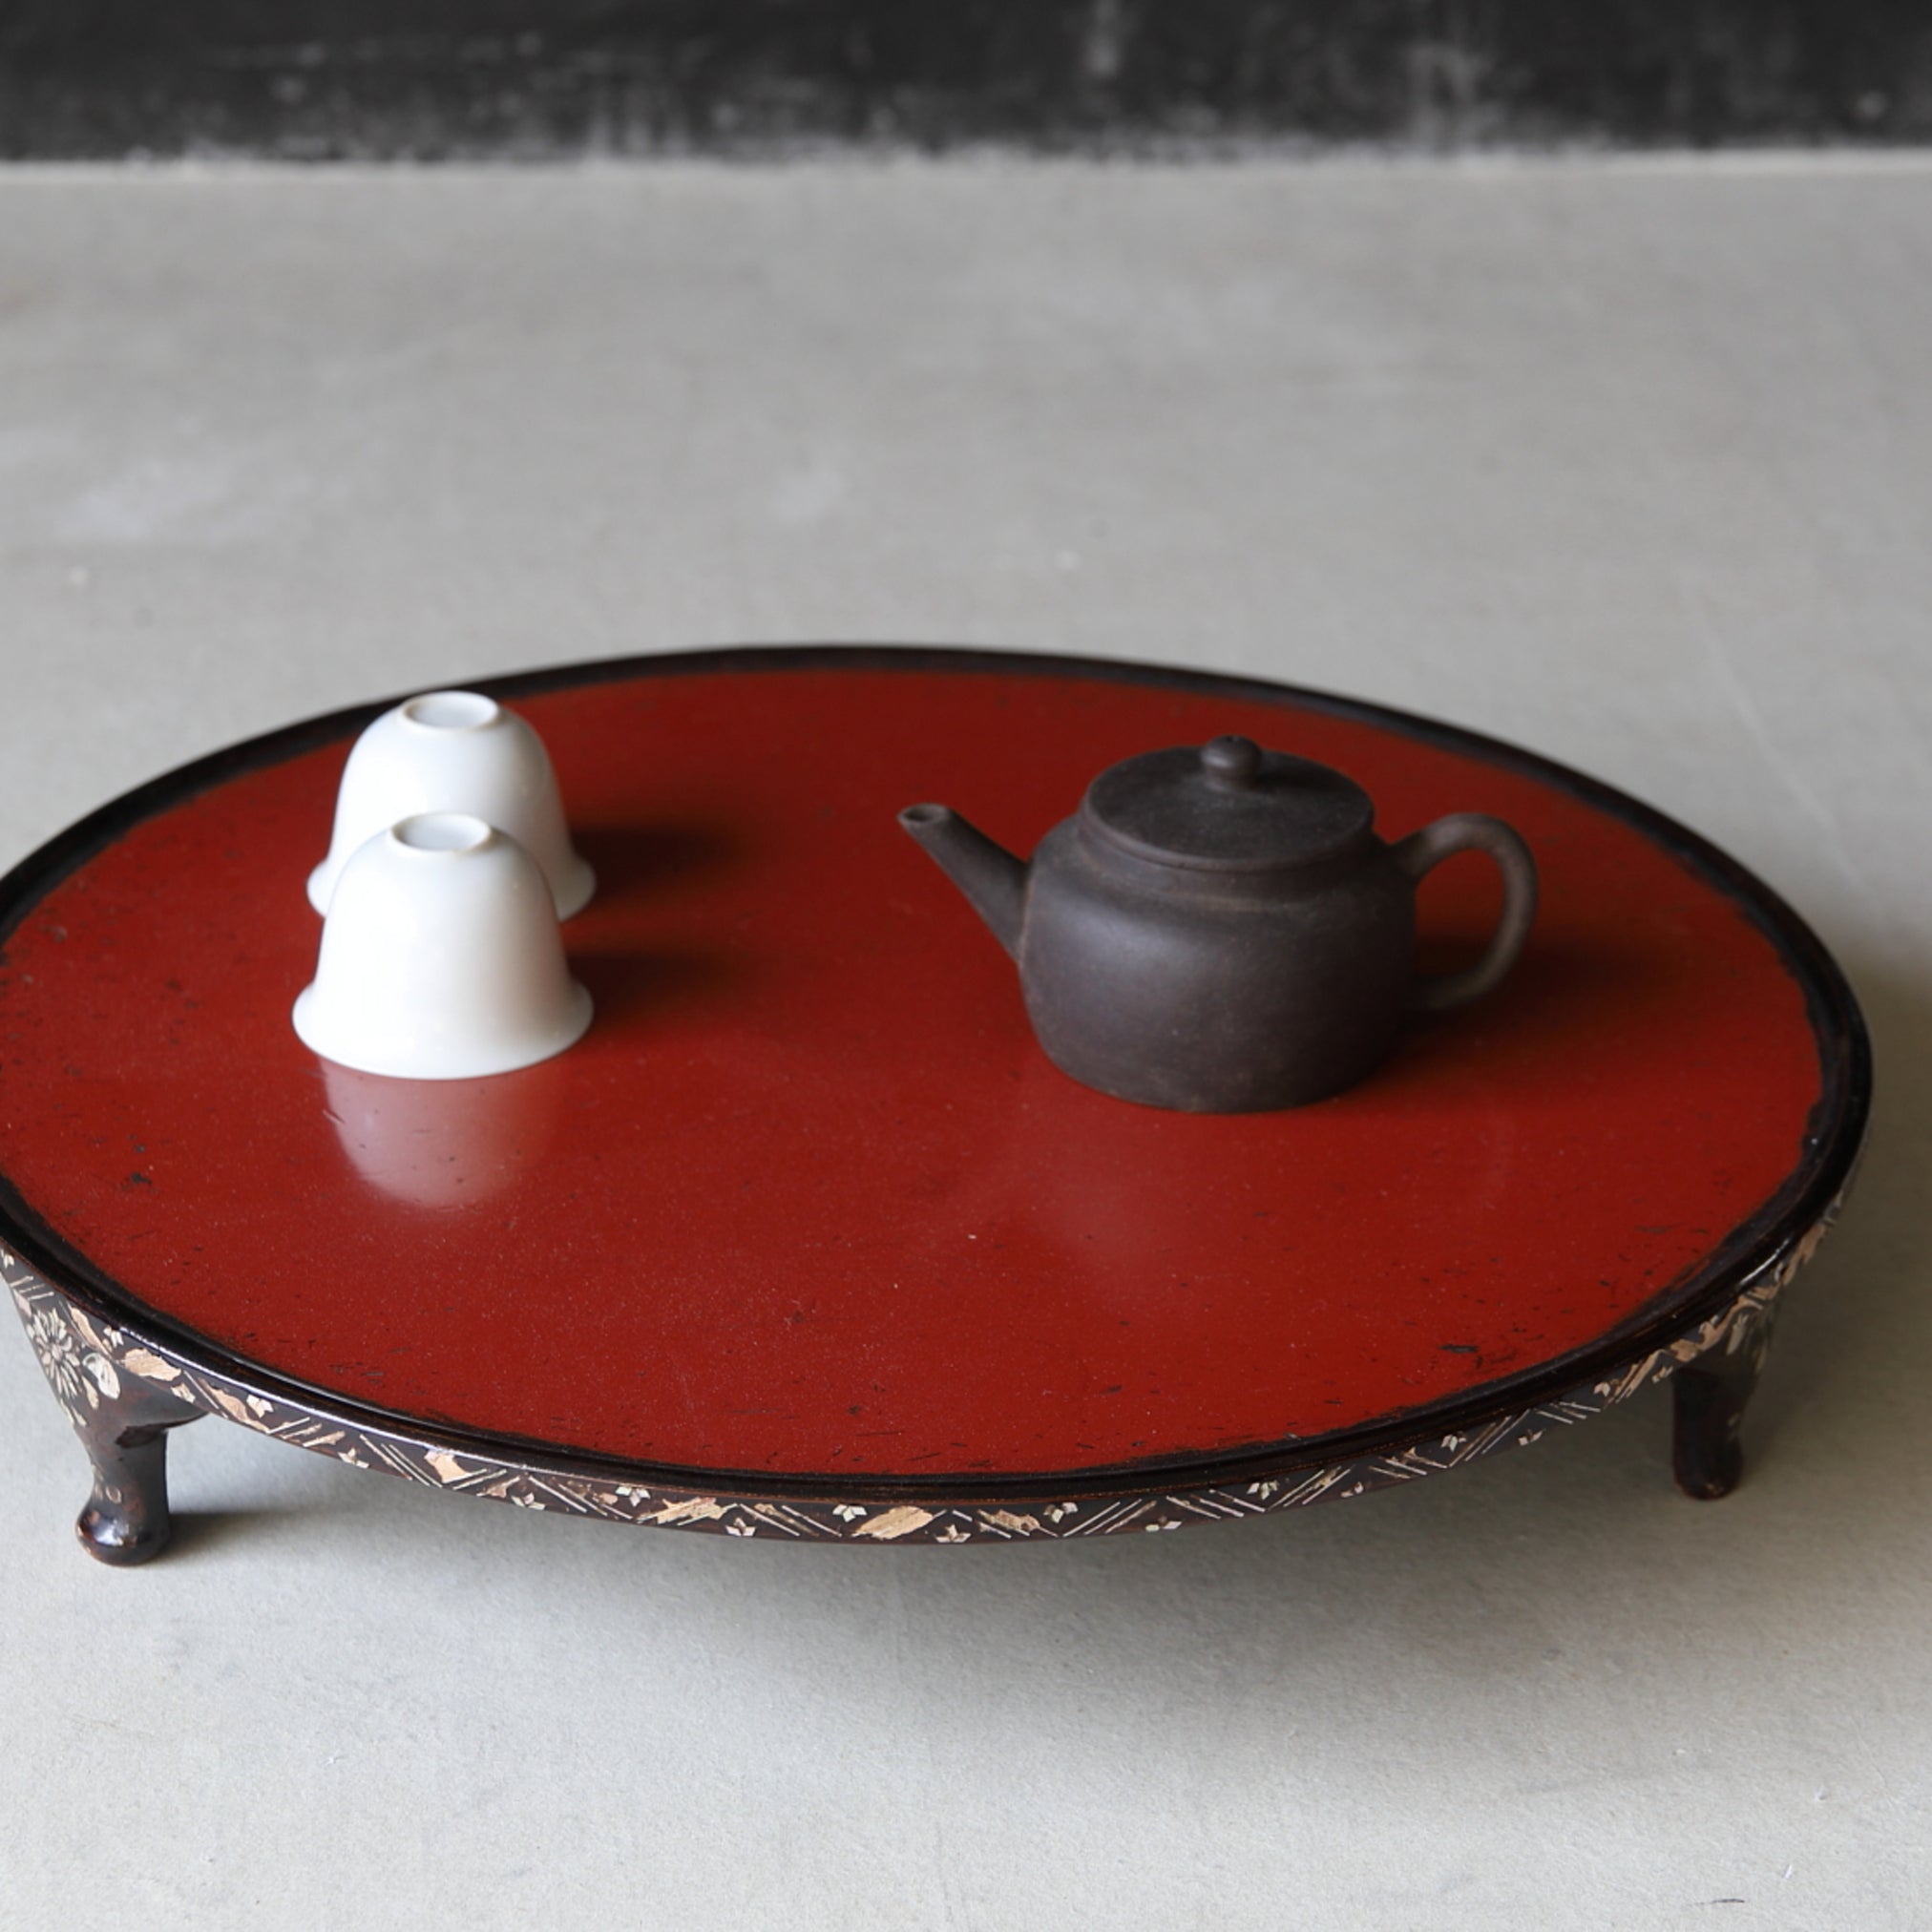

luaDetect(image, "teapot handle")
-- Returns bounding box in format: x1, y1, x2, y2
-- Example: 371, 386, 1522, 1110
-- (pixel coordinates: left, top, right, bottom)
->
1393, 814, 1539, 1012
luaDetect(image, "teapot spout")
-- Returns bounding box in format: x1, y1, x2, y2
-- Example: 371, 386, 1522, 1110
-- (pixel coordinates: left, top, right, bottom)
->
897, 805, 1028, 959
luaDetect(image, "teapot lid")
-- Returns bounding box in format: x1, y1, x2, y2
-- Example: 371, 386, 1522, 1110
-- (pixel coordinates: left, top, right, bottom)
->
1081, 735, 1374, 873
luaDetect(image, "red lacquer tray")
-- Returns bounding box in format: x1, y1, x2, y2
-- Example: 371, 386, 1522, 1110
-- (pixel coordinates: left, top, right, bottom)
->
0, 649, 1868, 1561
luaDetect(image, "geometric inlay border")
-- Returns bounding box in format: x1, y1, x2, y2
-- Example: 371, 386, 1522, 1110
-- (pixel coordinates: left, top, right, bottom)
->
5, 1199, 1838, 1545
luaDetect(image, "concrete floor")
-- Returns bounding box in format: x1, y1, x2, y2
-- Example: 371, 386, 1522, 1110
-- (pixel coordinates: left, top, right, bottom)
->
0, 159, 1927, 1930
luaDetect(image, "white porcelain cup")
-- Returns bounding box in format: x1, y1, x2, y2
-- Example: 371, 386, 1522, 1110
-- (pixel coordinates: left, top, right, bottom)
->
307, 691, 595, 918
294, 813, 593, 1081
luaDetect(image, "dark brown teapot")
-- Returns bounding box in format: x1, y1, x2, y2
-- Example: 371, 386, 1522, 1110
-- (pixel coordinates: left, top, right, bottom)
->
898, 734, 1537, 1112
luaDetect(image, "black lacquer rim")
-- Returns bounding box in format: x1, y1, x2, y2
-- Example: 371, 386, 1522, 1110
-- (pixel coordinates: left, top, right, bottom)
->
0, 644, 1873, 1510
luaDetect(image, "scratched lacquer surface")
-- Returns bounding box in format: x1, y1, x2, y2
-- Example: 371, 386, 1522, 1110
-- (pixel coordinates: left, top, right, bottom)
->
0, 663, 1824, 1480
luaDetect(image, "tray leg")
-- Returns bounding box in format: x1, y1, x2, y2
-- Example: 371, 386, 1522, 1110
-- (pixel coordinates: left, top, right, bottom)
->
16, 1292, 205, 1564
72, 1376, 206, 1564
1670, 1326, 1771, 1501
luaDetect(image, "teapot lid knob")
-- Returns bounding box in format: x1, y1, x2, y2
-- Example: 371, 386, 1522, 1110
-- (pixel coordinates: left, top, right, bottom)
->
1201, 735, 1264, 789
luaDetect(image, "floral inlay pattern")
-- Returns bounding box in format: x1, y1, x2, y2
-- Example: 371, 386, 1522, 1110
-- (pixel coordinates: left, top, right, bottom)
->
4, 1205, 1837, 1545
24, 1301, 125, 1421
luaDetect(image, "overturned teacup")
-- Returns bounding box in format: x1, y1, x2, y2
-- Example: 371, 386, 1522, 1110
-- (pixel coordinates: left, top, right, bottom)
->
294, 812, 593, 1081
308, 691, 595, 918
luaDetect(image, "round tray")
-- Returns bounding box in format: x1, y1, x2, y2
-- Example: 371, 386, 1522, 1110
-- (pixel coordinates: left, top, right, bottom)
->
0, 648, 1869, 1556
